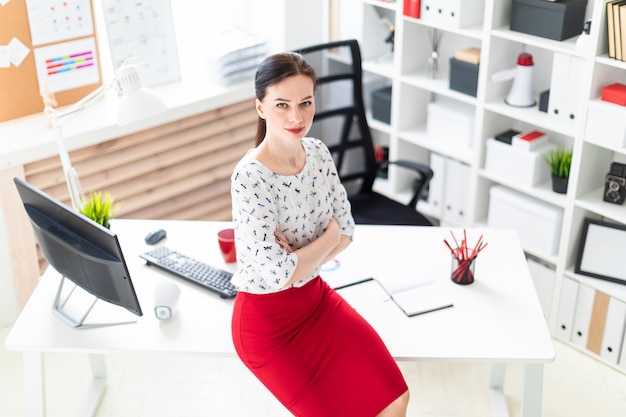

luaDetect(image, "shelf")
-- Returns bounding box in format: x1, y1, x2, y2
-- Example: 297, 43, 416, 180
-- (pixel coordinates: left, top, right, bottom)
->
491, 27, 584, 57
564, 268, 626, 303
484, 100, 577, 137
404, 18, 484, 41
584, 138, 626, 156
398, 125, 473, 164
400, 73, 477, 105
368, 116, 392, 134
479, 169, 568, 208
596, 54, 626, 69
576, 187, 626, 224
363, 0, 398, 12
363, 58, 395, 78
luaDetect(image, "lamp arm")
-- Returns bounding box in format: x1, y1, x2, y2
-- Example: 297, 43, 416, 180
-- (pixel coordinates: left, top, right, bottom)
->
44, 81, 116, 211
44, 80, 115, 122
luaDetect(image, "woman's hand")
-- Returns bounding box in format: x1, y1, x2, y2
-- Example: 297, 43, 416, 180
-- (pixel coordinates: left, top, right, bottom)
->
274, 229, 293, 253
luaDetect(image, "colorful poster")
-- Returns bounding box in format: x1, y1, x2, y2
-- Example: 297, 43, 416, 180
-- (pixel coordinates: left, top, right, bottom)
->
33, 37, 100, 93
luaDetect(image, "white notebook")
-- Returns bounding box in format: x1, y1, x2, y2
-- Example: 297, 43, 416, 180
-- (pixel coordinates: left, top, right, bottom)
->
382, 275, 454, 317
390, 282, 454, 317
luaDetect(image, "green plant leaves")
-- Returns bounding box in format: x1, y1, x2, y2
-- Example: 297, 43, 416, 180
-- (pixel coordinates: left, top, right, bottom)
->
79, 191, 121, 228
543, 148, 572, 179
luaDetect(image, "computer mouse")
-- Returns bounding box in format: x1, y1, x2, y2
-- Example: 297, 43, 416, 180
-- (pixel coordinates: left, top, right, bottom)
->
145, 228, 167, 245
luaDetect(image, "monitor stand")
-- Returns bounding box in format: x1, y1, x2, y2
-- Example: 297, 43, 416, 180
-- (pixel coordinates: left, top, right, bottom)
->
52, 275, 137, 329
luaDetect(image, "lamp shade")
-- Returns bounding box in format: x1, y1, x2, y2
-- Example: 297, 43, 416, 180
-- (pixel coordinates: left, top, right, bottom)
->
115, 64, 167, 126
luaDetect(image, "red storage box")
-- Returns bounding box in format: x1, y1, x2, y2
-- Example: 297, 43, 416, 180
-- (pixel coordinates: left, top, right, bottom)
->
602, 83, 626, 106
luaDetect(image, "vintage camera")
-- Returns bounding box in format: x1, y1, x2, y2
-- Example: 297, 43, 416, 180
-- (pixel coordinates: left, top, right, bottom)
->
603, 162, 626, 205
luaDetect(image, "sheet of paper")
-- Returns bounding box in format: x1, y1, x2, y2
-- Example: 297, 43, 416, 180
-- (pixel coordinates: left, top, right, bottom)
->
33, 37, 100, 93
390, 283, 453, 317
101, 0, 181, 87
0, 46, 10, 68
7, 37, 31, 67
25, 0, 95, 46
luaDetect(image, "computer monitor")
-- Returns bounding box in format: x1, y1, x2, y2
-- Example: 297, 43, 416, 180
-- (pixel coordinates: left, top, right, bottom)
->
14, 177, 143, 328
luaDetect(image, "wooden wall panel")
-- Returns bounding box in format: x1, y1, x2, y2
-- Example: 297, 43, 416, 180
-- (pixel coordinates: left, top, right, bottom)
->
24, 99, 257, 273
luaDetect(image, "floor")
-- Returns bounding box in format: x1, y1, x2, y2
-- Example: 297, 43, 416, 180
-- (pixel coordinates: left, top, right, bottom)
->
1, 324, 625, 417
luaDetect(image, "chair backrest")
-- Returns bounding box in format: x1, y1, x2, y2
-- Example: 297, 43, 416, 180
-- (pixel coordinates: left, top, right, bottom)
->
295, 39, 379, 196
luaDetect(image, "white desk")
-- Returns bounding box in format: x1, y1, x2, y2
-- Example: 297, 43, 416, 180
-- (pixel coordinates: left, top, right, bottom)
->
5, 219, 555, 417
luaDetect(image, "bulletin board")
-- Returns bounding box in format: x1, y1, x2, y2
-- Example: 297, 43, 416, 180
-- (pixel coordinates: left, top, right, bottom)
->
0, 0, 102, 122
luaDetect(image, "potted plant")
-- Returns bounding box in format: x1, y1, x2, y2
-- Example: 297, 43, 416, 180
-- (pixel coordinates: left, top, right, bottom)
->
543, 148, 572, 194
79, 191, 121, 229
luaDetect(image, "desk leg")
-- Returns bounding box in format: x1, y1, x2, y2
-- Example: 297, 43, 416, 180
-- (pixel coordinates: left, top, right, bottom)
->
520, 364, 543, 417
75, 354, 108, 417
23, 351, 46, 417
488, 364, 510, 417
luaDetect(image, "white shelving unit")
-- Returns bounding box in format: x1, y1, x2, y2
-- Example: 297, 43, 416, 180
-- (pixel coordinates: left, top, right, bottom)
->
331, 0, 626, 372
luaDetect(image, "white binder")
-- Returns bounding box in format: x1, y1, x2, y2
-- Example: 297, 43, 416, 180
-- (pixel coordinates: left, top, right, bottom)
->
442, 158, 470, 225
554, 277, 579, 341
570, 284, 596, 348
548, 53, 584, 126
426, 152, 446, 218
601, 297, 626, 365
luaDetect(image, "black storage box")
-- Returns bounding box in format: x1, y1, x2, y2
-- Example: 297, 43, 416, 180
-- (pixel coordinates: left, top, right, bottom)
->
449, 58, 479, 97
371, 86, 392, 124
510, 0, 588, 41
539, 90, 550, 113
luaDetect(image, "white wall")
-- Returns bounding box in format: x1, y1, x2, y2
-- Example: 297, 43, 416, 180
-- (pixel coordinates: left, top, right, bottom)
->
0, 194, 19, 327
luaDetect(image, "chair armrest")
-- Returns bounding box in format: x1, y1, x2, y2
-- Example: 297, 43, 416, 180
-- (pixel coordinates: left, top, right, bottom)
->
383, 160, 434, 207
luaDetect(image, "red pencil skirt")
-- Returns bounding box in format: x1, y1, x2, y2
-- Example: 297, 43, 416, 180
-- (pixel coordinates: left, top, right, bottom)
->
232, 277, 408, 417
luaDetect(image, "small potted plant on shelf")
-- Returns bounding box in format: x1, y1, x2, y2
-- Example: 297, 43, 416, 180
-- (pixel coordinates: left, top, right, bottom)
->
543, 148, 572, 194
79, 191, 121, 229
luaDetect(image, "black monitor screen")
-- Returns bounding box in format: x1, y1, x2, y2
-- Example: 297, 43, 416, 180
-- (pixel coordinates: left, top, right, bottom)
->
14, 177, 142, 317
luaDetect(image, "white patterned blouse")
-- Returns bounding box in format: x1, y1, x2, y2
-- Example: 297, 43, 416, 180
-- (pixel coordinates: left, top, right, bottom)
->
230, 137, 355, 294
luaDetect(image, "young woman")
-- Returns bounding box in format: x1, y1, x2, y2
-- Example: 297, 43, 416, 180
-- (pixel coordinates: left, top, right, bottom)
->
230, 51, 410, 417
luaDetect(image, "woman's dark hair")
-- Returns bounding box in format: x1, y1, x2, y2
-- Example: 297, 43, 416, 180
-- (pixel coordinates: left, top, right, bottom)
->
254, 52, 317, 146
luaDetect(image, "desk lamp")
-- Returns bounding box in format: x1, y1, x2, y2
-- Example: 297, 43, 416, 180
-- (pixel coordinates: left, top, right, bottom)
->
44, 64, 167, 210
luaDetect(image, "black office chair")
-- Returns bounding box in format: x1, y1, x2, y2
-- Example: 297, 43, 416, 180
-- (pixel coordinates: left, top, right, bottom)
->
296, 39, 433, 226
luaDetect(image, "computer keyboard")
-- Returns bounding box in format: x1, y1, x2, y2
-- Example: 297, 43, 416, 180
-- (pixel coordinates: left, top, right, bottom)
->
140, 246, 237, 298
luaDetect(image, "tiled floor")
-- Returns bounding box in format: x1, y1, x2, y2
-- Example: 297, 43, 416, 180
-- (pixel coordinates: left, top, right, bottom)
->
1, 324, 625, 417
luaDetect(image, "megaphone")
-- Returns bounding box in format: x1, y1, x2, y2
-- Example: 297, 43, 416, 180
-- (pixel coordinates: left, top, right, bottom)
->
492, 53, 536, 108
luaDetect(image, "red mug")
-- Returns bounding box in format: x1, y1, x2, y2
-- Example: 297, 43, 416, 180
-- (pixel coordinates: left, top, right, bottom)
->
217, 228, 236, 263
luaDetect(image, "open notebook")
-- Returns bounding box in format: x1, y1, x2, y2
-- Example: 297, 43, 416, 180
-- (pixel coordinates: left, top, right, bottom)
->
324, 259, 454, 317
378, 275, 454, 317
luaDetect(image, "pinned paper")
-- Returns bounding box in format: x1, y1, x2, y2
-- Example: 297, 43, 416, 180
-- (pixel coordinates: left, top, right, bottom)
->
33, 37, 100, 93
7, 37, 31, 67
25, 0, 95, 46
0, 46, 10, 68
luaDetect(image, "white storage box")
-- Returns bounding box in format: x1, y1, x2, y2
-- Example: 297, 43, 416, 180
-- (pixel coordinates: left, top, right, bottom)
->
426, 98, 474, 148
584, 99, 626, 148
484, 138, 555, 187
487, 186, 563, 255
420, 0, 485, 28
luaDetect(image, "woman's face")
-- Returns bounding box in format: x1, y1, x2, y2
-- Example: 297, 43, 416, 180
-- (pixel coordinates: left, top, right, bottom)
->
256, 74, 315, 145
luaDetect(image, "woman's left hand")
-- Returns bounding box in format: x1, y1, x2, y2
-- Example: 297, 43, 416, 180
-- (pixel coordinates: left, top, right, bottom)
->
274, 229, 293, 253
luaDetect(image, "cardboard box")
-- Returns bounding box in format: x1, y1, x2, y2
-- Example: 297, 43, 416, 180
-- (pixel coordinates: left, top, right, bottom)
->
510, 0, 588, 41
584, 99, 626, 148
426, 98, 474, 148
371, 86, 392, 124
487, 185, 563, 255
449, 58, 479, 97
484, 138, 555, 187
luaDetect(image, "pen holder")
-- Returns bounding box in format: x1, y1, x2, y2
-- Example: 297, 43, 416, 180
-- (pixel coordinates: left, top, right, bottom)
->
451, 255, 475, 285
